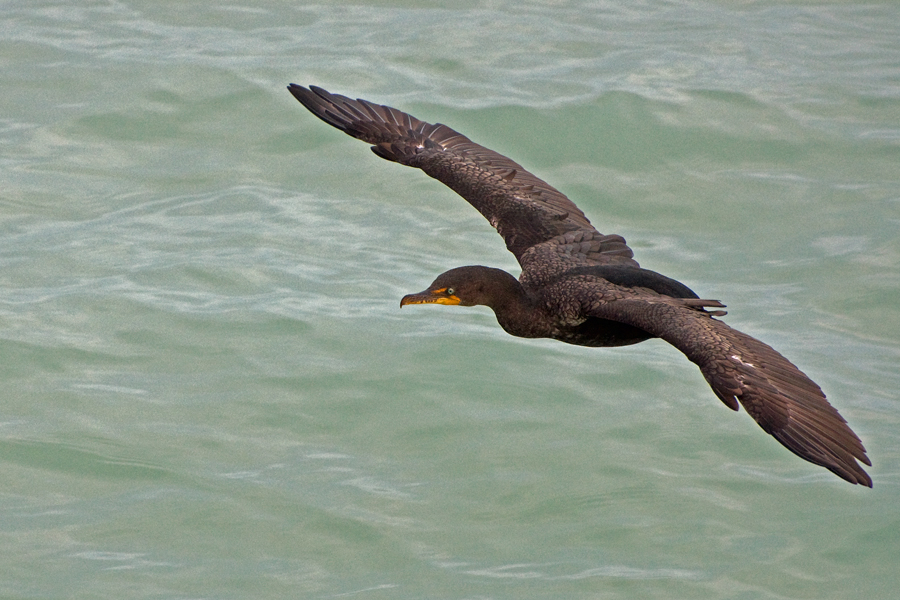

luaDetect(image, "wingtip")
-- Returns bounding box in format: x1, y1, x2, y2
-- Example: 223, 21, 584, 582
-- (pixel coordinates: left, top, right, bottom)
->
832, 459, 873, 487
286, 83, 307, 105
851, 454, 873, 488
844, 466, 873, 488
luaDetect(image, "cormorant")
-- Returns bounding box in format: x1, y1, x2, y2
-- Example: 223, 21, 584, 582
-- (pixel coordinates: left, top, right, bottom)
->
287, 84, 872, 487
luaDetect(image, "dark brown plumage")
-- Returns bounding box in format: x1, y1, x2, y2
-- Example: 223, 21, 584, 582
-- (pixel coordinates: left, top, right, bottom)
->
288, 84, 872, 487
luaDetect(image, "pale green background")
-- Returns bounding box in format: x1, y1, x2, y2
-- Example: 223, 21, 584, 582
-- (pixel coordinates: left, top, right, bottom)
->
2, 1, 898, 598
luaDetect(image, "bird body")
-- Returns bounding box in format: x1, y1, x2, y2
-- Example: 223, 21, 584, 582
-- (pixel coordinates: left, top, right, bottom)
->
288, 84, 872, 486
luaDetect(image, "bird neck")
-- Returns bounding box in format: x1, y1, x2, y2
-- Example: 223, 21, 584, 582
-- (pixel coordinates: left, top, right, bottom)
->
473, 267, 543, 338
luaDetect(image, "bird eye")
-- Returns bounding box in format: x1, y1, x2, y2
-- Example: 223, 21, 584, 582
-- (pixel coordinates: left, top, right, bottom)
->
446, 288, 455, 295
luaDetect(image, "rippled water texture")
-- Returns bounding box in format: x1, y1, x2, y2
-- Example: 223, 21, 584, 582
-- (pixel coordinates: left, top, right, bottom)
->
2, 2, 899, 599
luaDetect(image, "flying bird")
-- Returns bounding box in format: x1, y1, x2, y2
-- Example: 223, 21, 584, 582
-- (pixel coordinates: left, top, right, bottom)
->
287, 84, 871, 487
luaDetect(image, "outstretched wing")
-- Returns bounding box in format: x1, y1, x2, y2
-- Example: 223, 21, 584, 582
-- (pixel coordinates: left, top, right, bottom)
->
582, 293, 872, 486
288, 84, 637, 268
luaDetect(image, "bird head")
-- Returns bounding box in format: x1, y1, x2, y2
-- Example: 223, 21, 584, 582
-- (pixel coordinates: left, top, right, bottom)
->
400, 266, 515, 308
